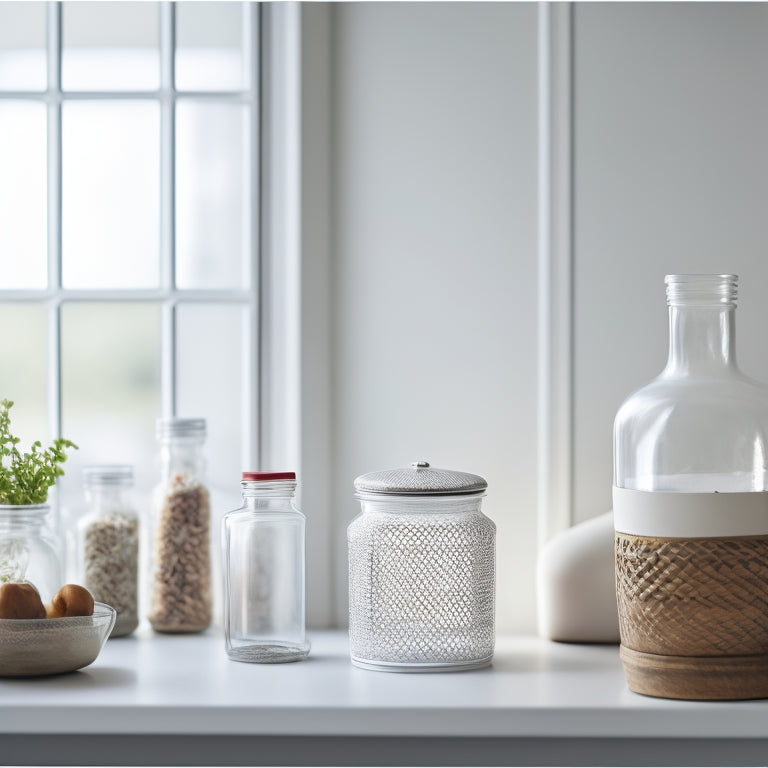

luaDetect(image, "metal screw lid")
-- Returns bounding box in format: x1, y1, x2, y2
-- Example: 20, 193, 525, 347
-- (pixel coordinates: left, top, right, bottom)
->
82, 464, 134, 487
156, 417, 206, 440
354, 461, 487, 496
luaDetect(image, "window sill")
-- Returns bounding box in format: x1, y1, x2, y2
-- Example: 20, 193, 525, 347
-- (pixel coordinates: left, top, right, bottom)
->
1, 630, 767, 766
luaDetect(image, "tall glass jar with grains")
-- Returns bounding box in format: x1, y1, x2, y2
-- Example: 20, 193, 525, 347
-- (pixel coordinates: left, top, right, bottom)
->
149, 418, 211, 633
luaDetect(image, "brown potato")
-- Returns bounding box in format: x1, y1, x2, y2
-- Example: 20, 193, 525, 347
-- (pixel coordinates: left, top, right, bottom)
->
0, 582, 46, 619
47, 584, 94, 618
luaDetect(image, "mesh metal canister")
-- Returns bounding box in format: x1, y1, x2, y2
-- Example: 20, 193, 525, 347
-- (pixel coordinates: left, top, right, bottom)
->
348, 461, 495, 672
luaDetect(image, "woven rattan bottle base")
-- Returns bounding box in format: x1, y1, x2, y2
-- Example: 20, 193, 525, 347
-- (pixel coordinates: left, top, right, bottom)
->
616, 531, 768, 700
621, 646, 768, 700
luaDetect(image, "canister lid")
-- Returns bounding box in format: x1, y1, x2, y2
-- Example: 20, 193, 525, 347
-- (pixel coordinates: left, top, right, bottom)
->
354, 461, 487, 496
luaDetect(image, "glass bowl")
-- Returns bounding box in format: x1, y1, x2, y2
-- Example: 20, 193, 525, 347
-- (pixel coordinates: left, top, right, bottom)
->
0, 601, 116, 677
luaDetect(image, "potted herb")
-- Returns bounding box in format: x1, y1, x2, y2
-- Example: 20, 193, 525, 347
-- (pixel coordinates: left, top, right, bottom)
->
0, 399, 76, 600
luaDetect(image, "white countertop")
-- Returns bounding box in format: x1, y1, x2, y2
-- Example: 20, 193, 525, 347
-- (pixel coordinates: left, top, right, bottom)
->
2, 630, 768, 766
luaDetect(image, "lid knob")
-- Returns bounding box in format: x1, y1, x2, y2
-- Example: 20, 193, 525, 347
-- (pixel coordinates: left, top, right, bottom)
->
412, 461, 430, 469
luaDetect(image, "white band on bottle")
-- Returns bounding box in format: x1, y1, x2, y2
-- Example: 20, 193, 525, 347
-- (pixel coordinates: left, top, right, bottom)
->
613, 486, 768, 538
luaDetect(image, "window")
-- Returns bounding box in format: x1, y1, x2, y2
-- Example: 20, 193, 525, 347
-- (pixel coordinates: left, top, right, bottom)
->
0, 2, 260, 532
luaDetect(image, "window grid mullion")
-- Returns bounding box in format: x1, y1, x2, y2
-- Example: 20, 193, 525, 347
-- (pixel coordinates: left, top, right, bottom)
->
46, 0, 62, 442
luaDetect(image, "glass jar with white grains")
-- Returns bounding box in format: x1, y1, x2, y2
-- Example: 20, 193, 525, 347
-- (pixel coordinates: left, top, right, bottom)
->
78, 465, 139, 637
222, 471, 309, 663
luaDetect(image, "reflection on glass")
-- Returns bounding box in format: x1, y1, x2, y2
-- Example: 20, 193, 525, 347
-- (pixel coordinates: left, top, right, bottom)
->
62, 1, 159, 92
0, 2, 47, 91
176, 101, 250, 290
60, 302, 161, 510
0, 304, 48, 450
175, 2, 248, 92
175, 303, 244, 490
62, 101, 159, 289
0, 102, 47, 289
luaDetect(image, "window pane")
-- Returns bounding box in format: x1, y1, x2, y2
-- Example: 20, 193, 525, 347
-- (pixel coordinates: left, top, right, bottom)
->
176, 101, 251, 290
62, 1, 159, 92
60, 302, 161, 506
0, 2, 47, 91
0, 303, 48, 450
176, 303, 245, 491
176, 2, 249, 92
0, 102, 46, 289
62, 101, 160, 289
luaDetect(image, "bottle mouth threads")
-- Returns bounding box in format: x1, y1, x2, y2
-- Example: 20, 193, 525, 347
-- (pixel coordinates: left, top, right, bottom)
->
665, 274, 738, 307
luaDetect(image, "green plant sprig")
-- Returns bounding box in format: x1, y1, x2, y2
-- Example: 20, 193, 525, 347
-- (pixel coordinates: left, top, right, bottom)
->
0, 399, 77, 505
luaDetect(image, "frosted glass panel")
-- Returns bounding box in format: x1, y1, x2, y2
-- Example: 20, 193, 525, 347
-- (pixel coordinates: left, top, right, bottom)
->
0, 102, 46, 289
62, 101, 159, 289
60, 302, 161, 505
176, 101, 250, 290
62, 2, 159, 91
0, 2, 46, 91
0, 304, 47, 450
176, 2, 248, 92
175, 303, 245, 490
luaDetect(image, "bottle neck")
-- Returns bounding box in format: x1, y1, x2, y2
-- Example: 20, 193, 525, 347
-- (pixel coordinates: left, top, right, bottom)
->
159, 438, 205, 482
0, 504, 49, 532
241, 480, 297, 511
665, 305, 737, 377
84, 485, 132, 514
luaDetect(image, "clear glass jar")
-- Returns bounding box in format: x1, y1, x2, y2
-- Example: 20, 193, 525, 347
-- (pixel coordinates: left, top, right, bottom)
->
348, 461, 495, 672
222, 471, 309, 663
78, 465, 139, 637
148, 418, 212, 633
614, 274, 768, 700
0, 504, 61, 603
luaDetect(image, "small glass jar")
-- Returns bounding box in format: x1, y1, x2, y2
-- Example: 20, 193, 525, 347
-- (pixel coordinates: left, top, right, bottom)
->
222, 471, 309, 663
614, 274, 768, 700
0, 504, 61, 603
78, 465, 139, 637
348, 461, 495, 672
148, 417, 212, 633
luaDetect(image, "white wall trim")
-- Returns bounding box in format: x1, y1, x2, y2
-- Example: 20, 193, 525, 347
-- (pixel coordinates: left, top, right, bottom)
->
259, 1, 302, 479
537, 2, 574, 546
260, 2, 333, 627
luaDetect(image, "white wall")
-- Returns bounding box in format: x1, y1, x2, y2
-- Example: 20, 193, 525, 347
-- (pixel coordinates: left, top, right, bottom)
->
315, 2, 768, 632
329, 2, 539, 632
573, 3, 768, 523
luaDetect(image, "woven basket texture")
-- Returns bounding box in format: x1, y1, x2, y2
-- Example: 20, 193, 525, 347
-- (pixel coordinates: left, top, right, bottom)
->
616, 533, 768, 657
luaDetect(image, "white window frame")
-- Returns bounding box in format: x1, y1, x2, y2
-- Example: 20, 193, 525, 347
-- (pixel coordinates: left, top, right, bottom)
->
1, 2, 337, 627
0, 1, 262, 469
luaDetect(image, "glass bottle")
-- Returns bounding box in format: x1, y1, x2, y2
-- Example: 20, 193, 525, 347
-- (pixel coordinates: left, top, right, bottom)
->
148, 417, 212, 633
0, 504, 61, 603
614, 274, 768, 700
222, 471, 309, 663
78, 465, 139, 637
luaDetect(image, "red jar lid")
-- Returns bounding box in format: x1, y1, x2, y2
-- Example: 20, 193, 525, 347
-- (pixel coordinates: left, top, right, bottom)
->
242, 471, 296, 482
